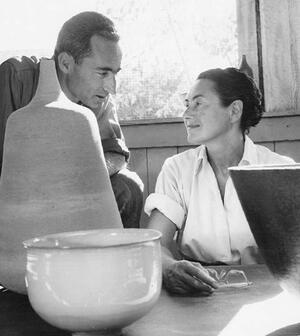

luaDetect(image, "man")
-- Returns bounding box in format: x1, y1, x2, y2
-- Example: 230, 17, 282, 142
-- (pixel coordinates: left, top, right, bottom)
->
0, 11, 143, 228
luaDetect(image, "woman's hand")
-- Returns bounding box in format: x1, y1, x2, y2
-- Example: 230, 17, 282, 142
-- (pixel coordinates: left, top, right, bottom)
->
163, 259, 219, 296
146, 210, 218, 295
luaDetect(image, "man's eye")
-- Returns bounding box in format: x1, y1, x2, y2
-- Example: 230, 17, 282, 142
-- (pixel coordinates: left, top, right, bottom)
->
97, 72, 109, 78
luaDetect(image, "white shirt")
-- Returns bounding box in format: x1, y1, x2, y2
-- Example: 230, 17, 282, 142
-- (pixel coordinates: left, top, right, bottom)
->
144, 136, 294, 264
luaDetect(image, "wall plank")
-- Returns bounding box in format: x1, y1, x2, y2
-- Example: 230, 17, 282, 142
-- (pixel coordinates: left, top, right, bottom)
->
248, 115, 300, 142
128, 148, 148, 196
127, 148, 149, 228
275, 140, 300, 162
256, 141, 274, 151
147, 147, 177, 195
123, 121, 187, 148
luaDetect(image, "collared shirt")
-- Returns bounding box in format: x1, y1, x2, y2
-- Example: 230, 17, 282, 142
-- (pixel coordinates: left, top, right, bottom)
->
0, 56, 129, 174
145, 136, 294, 264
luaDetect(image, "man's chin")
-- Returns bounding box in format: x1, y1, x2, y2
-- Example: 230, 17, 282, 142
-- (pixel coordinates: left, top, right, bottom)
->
79, 101, 103, 111
93, 97, 106, 109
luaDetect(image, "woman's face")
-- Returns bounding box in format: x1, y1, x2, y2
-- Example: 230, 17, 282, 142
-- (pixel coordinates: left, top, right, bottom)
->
183, 78, 233, 145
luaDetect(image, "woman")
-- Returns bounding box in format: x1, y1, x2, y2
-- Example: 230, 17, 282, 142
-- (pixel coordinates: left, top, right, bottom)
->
145, 68, 294, 295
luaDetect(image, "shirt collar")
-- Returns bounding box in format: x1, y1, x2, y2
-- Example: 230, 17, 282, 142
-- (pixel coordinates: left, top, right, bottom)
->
194, 145, 208, 175
194, 135, 258, 174
239, 135, 258, 166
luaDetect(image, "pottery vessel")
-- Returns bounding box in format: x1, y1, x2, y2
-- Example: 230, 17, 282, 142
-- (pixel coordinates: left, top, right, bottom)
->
24, 229, 162, 335
230, 164, 300, 298
0, 59, 122, 293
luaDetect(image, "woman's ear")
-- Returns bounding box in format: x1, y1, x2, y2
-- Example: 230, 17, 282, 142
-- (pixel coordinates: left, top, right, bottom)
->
57, 52, 75, 74
230, 100, 243, 124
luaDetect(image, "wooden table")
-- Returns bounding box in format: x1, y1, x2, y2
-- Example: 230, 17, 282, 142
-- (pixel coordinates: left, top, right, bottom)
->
1, 265, 299, 336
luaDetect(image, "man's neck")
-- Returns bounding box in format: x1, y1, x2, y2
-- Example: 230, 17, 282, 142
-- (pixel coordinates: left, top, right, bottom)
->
55, 65, 77, 104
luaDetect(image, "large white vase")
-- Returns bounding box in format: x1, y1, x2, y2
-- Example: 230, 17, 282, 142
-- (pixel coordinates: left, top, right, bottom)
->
0, 59, 122, 293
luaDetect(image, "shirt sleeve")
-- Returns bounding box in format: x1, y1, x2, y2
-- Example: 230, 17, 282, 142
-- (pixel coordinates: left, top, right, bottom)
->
96, 96, 130, 161
144, 158, 186, 229
0, 61, 23, 174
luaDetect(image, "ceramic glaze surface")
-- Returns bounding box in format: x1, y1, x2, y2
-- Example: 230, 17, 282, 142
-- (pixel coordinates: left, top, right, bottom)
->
230, 164, 300, 299
24, 229, 162, 334
0, 59, 122, 293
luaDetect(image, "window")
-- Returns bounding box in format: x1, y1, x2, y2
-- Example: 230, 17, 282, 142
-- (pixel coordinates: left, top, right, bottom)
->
1, 0, 238, 120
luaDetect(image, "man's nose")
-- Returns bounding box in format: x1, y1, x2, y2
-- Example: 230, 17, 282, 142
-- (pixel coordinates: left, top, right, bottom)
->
183, 106, 192, 118
103, 74, 116, 95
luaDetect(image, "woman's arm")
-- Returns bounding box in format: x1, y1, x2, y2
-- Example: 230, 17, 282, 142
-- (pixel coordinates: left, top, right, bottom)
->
147, 209, 218, 295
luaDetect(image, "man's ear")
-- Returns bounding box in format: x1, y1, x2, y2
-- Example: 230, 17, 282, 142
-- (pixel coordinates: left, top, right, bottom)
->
57, 52, 75, 74
230, 100, 243, 124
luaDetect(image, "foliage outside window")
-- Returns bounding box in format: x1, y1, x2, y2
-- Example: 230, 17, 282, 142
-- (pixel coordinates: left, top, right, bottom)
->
1, 0, 238, 120
109, 0, 238, 120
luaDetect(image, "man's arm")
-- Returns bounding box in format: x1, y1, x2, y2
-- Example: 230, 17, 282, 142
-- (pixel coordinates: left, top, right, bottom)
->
105, 151, 127, 176
94, 96, 130, 176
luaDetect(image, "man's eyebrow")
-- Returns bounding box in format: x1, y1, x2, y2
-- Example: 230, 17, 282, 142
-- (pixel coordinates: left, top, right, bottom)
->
95, 66, 122, 73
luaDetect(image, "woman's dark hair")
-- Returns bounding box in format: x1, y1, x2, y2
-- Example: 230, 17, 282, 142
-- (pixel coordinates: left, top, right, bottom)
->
54, 11, 119, 64
197, 67, 263, 133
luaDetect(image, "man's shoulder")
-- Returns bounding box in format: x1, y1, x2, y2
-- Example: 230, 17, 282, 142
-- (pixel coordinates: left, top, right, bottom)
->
0, 56, 40, 75
0, 56, 41, 112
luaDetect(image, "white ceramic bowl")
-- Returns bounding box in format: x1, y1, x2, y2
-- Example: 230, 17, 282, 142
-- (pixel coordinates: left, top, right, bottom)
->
23, 229, 162, 335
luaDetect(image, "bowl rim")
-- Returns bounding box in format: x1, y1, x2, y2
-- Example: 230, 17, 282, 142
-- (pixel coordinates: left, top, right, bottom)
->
23, 228, 162, 250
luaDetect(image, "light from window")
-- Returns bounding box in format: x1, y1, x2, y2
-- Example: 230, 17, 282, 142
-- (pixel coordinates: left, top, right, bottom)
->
111, 0, 238, 120
1, 0, 238, 120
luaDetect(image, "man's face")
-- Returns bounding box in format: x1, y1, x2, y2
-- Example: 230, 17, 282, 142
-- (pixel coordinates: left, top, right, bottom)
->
64, 35, 122, 110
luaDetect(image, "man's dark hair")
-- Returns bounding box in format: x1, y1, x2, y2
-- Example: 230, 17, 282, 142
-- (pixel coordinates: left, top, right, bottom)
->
54, 11, 120, 64
197, 67, 263, 134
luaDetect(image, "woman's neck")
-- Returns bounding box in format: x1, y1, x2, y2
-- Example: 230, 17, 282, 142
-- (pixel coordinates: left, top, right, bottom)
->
206, 132, 245, 174
206, 131, 245, 202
